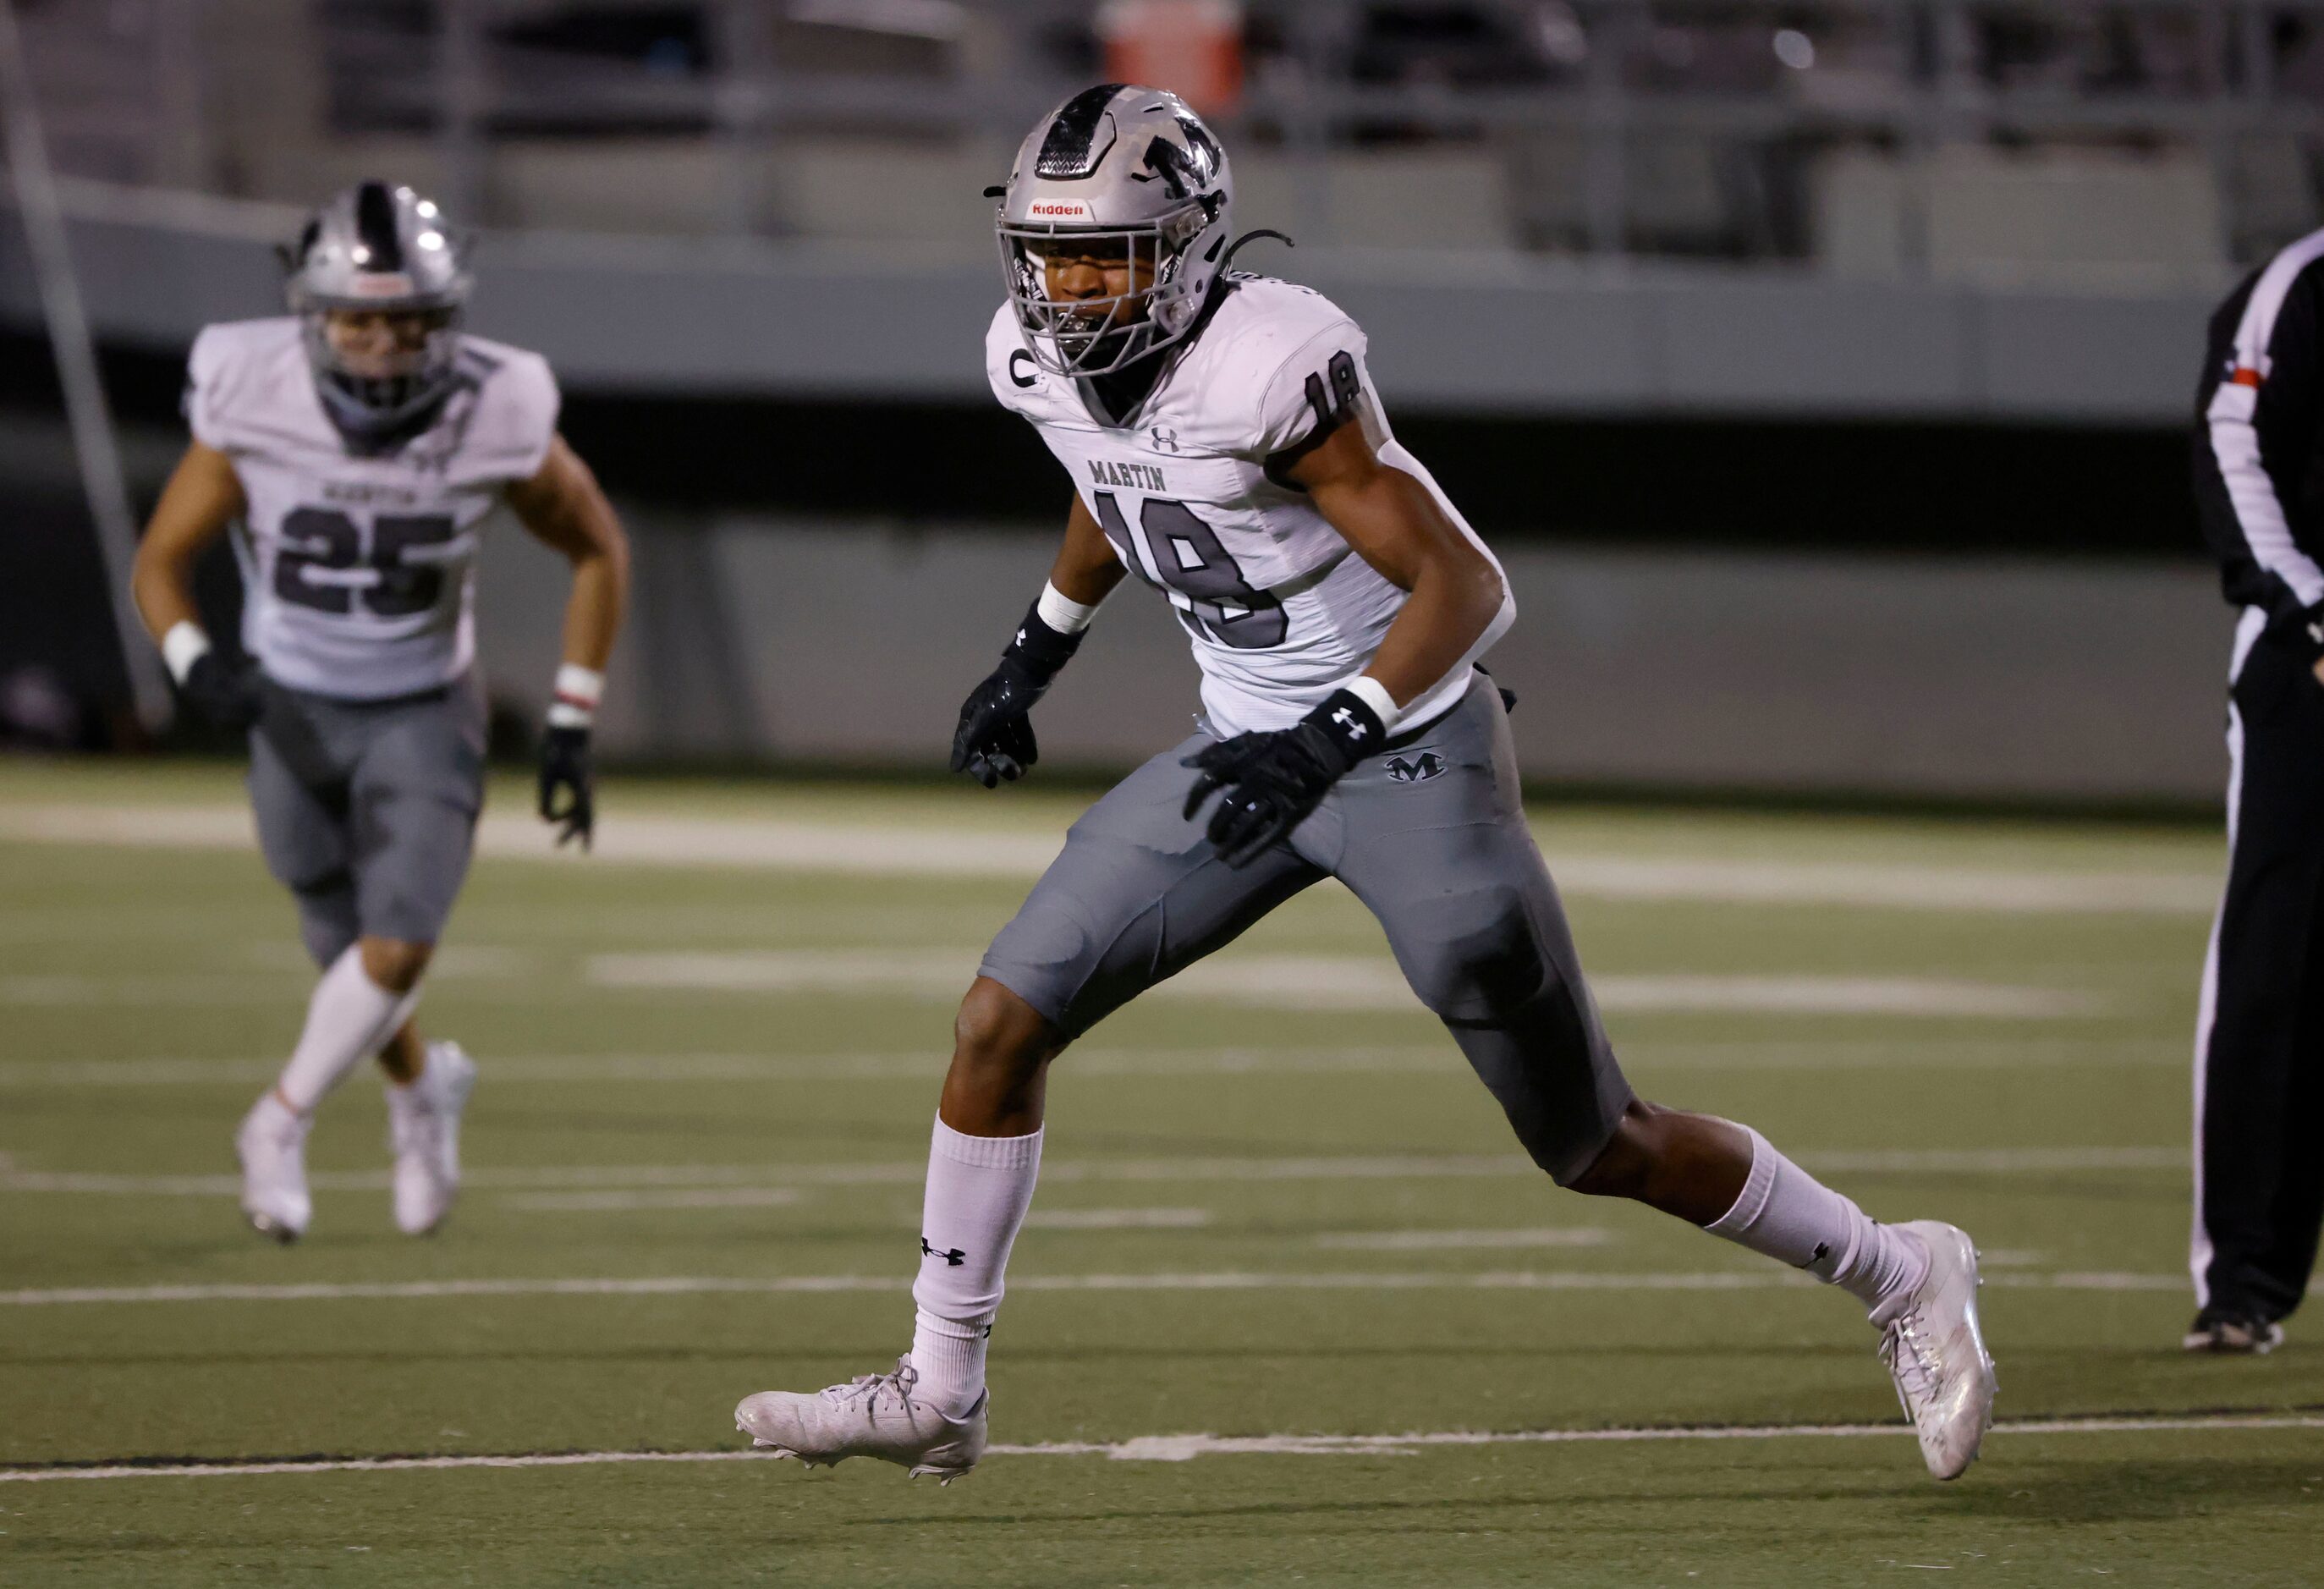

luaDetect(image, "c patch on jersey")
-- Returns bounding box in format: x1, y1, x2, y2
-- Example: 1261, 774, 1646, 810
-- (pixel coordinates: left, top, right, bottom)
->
1386, 751, 1445, 784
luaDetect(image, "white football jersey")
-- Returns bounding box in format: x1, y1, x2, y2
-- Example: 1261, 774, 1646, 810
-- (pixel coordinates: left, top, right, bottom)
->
986, 275, 1513, 737
185, 317, 558, 701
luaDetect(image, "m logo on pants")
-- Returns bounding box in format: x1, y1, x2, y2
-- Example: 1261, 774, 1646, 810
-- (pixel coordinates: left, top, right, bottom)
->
1387, 751, 1445, 784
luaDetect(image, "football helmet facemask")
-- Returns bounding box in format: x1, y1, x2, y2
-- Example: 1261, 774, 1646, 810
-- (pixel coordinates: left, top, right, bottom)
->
997, 84, 1233, 378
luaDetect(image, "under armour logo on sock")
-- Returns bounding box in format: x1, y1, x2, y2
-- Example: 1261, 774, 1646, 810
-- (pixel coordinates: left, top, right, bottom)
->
920, 1237, 966, 1267
1331, 707, 1367, 740
1806, 1241, 1830, 1268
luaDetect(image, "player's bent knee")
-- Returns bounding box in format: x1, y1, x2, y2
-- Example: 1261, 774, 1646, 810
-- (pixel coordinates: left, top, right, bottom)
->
294, 888, 360, 970
1402, 887, 1547, 1020
1565, 1101, 1671, 1200
358, 936, 433, 994
952, 977, 1058, 1075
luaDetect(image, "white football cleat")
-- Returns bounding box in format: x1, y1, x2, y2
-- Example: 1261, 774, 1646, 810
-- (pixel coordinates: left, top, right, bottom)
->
1876, 1220, 1998, 1481
387, 1041, 476, 1236
235, 1092, 311, 1243
735, 1358, 987, 1484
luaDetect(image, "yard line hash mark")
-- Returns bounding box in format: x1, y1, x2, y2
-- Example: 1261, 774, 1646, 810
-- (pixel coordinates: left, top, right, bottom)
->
3, 1413, 2318, 1483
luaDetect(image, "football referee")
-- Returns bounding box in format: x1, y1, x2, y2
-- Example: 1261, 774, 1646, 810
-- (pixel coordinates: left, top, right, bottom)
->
2188, 223, 2324, 1355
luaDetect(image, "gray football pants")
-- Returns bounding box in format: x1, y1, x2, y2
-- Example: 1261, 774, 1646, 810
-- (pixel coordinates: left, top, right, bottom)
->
246, 674, 488, 968
979, 671, 1634, 1184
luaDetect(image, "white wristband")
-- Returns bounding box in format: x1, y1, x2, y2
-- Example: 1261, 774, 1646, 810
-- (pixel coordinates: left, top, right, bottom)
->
1036, 581, 1102, 635
161, 622, 212, 686
1343, 674, 1401, 734
547, 663, 603, 729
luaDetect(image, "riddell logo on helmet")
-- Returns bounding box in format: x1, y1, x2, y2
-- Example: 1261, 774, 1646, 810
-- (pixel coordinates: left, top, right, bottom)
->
1029, 201, 1091, 221
349, 273, 416, 298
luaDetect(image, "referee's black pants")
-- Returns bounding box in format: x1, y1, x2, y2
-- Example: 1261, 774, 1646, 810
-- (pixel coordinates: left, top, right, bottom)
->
2195, 608, 2324, 1324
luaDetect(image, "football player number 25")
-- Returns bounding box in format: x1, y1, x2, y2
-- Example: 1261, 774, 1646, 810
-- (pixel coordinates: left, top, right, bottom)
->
275, 508, 457, 618
1091, 492, 1288, 650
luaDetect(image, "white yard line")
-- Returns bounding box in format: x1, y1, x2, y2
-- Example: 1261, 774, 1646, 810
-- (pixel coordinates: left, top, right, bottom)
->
584, 951, 2112, 1019
0, 957, 2116, 1019
1315, 1228, 1613, 1251
0, 802, 2216, 915
499, 1188, 809, 1212
2, 1411, 2316, 1483
0, 1048, 1442, 1088
0, 1146, 2186, 1199
0, 1266, 2236, 1308
0, 974, 311, 1007
1793, 1146, 2183, 1173
1026, 1208, 1214, 1229
0, 1037, 2189, 1091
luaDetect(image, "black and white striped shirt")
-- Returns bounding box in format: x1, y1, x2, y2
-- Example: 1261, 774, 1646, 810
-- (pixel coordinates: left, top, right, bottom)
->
2195, 227, 2324, 655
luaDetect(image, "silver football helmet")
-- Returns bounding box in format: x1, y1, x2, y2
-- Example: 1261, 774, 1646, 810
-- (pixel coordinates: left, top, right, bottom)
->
997, 84, 1233, 378
281, 180, 472, 441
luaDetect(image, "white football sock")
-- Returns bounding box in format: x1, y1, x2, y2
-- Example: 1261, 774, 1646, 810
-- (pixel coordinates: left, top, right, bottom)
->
273, 947, 421, 1115
1705, 1127, 1929, 1319
909, 1117, 1042, 1417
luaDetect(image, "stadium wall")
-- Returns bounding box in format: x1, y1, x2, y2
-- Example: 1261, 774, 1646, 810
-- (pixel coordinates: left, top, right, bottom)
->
475, 515, 2231, 805
0, 190, 2220, 423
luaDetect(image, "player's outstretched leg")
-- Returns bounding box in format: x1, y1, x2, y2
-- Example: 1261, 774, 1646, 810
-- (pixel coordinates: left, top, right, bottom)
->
382, 1029, 476, 1236
1338, 677, 1992, 1477
1567, 1103, 1997, 1480
736, 978, 1057, 1482
236, 936, 428, 1241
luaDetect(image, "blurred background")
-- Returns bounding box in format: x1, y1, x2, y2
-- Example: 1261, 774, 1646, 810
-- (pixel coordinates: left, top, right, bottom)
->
3, 0, 2319, 805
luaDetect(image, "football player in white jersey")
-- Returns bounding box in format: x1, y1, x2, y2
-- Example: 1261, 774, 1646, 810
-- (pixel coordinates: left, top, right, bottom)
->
735, 87, 1994, 1482
129, 182, 630, 1242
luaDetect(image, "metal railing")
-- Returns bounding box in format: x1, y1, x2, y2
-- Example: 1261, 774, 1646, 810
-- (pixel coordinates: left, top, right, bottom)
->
15, 0, 2324, 264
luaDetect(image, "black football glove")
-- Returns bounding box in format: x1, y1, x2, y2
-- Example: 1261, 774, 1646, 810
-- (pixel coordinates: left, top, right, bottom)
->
179, 652, 263, 733
1182, 687, 1386, 868
949, 600, 1085, 789
538, 724, 594, 849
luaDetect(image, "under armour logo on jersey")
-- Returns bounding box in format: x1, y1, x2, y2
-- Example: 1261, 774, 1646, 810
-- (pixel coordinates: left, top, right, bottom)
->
1331, 707, 1368, 740
1386, 752, 1443, 784
1151, 426, 1180, 454
920, 1237, 966, 1267
1008, 349, 1037, 389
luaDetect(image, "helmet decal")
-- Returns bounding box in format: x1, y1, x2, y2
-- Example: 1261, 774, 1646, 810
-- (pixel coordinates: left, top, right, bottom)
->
1036, 82, 1126, 179
1140, 113, 1222, 200
351, 180, 405, 272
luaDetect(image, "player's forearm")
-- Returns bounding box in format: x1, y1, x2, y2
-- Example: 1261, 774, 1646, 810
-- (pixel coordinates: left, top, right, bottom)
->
1360, 551, 1507, 709
1047, 495, 1128, 610
134, 444, 244, 647
129, 545, 204, 646
558, 546, 627, 672
1047, 554, 1125, 610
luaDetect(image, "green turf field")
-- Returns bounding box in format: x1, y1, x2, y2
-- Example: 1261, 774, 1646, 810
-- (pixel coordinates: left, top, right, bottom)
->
2, 758, 2318, 1586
